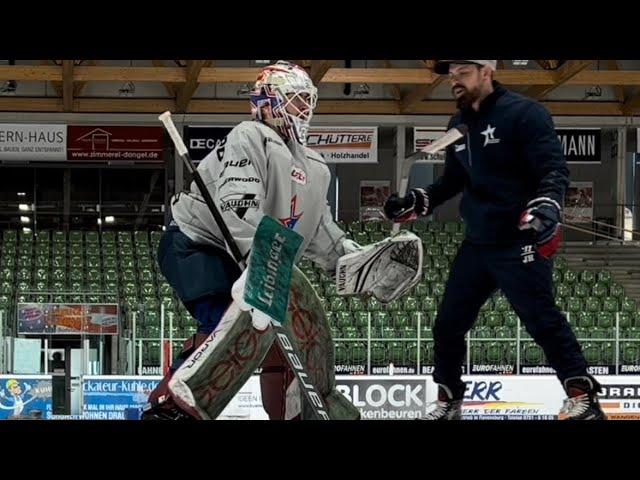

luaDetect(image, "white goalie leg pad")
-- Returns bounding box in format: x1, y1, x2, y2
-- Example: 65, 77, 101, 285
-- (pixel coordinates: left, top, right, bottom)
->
168, 303, 242, 419
168, 302, 274, 420
335, 231, 423, 303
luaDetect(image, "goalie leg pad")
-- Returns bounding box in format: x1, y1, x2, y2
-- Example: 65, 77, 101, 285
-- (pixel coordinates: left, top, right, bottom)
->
147, 332, 210, 408
168, 267, 361, 420
322, 389, 361, 420
286, 268, 360, 420
168, 303, 275, 420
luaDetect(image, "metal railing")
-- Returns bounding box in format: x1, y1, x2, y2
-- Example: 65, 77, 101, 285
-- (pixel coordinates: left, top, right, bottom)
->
123, 310, 640, 377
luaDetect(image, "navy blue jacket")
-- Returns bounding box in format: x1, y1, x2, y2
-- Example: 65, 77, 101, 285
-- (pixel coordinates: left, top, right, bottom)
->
427, 82, 569, 245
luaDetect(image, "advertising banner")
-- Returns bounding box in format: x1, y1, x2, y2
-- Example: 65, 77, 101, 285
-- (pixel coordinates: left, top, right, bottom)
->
413, 128, 447, 163
18, 303, 119, 335
0, 124, 66, 161
564, 181, 594, 223
82, 376, 162, 420
67, 126, 164, 162
307, 127, 378, 163
183, 126, 233, 162
0, 375, 52, 420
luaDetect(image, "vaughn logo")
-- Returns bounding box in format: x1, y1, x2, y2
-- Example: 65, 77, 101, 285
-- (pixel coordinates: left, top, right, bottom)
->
220, 197, 261, 212
337, 264, 347, 293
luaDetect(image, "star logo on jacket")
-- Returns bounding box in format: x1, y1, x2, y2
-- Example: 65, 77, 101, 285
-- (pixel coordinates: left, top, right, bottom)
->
279, 195, 303, 229
480, 124, 501, 147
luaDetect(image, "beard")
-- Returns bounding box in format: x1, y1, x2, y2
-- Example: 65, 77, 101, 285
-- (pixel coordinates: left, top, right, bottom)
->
453, 84, 482, 109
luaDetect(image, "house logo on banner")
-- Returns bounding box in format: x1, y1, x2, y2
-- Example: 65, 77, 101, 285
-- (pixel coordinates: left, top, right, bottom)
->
306, 127, 378, 163
67, 126, 164, 162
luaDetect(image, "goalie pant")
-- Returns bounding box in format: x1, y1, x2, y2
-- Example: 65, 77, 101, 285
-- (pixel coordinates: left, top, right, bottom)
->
147, 224, 297, 420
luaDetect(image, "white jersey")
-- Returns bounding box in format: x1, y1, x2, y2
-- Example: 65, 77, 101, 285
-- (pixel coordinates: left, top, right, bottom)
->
171, 120, 347, 272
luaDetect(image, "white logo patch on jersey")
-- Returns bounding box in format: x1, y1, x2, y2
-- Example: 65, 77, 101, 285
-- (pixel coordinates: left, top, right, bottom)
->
291, 166, 307, 185
481, 124, 501, 147
455, 143, 466, 152
521, 244, 535, 264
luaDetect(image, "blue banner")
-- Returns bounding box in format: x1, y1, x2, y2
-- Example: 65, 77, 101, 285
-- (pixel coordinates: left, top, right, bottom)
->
82, 376, 162, 420
0, 375, 52, 420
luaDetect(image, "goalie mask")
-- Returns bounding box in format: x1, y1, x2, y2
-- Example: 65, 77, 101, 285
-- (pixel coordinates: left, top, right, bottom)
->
250, 61, 318, 145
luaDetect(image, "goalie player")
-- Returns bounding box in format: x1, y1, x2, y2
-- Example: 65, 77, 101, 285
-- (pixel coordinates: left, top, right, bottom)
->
144, 61, 420, 420
143, 61, 356, 420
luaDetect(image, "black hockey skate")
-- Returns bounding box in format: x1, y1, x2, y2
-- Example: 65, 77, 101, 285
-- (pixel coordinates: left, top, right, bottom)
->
559, 376, 607, 420
422, 384, 463, 420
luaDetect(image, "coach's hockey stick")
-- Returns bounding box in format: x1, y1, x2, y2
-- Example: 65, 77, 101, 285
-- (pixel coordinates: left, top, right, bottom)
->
159, 112, 330, 420
565, 215, 640, 239
392, 124, 468, 233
